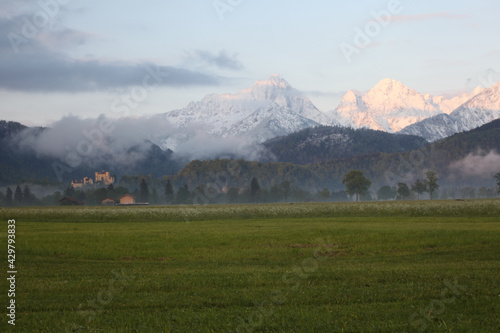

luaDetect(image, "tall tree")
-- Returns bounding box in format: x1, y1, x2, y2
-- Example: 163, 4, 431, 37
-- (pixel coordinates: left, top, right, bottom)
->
425, 171, 439, 200
397, 183, 410, 200
342, 170, 371, 202
495, 172, 500, 195
4, 187, 13, 206
176, 185, 191, 205
250, 178, 261, 203
106, 183, 116, 201
377, 185, 397, 201
140, 178, 149, 203
23, 185, 35, 206
411, 179, 427, 200
164, 179, 174, 204
14, 185, 23, 206
280, 181, 291, 202
151, 188, 159, 205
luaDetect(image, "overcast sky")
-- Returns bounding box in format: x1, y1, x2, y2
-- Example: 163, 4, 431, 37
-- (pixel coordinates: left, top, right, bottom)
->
1, 0, 499, 126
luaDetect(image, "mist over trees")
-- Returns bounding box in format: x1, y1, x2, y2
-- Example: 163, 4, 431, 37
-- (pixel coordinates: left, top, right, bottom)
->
1, 167, 499, 207
1, 184, 41, 206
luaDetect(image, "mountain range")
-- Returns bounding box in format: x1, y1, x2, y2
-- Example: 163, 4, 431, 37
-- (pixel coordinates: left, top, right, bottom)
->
399, 81, 500, 141
331, 78, 484, 133
159, 75, 499, 144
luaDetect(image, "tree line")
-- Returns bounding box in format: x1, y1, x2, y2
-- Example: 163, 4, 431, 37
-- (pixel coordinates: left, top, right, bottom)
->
0, 185, 36, 206
342, 170, 439, 201
1, 170, 499, 206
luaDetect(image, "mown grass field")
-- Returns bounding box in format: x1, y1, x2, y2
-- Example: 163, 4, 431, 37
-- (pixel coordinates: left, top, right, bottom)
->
1, 200, 500, 332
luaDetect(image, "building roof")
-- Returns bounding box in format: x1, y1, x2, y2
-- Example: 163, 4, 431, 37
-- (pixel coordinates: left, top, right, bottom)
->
119, 194, 135, 199
59, 196, 83, 205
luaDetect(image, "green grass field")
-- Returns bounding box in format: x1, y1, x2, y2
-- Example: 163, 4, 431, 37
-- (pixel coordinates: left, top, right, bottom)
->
1, 200, 500, 332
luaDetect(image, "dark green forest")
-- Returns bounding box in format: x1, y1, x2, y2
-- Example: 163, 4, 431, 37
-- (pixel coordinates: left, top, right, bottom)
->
263, 125, 428, 164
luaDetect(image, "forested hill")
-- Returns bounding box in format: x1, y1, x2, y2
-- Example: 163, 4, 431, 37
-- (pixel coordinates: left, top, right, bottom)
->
262, 126, 428, 164
312, 118, 500, 188
0, 120, 28, 139
171, 119, 500, 191
0, 120, 181, 185
0, 121, 58, 184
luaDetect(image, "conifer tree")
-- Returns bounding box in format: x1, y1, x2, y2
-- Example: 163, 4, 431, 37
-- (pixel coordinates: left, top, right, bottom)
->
4, 187, 13, 206
165, 179, 174, 204
14, 185, 23, 206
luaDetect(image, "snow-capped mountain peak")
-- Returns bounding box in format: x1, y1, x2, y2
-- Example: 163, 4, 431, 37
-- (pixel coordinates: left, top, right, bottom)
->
159, 75, 338, 144
335, 78, 442, 132
334, 78, 488, 133
472, 85, 486, 96
253, 74, 292, 89
369, 78, 412, 96
249, 74, 297, 105
365, 79, 434, 113
466, 81, 500, 107
339, 90, 363, 105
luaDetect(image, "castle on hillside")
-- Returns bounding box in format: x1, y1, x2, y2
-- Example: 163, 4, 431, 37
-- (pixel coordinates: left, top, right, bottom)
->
71, 171, 115, 188
70, 177, 94, 188
95, 171, 115, 185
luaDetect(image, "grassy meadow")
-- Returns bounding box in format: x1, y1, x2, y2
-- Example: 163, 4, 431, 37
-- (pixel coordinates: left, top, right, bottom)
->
1, 200, 500, 332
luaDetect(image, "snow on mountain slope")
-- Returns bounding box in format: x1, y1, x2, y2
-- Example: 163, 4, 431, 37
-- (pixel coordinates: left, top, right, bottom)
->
329, 78, 483, 133
399, 81, 500, 141
160, 74, 338, 142
396, 113, 458, 142
431, 86, 484, 114
227, 105, 320, 143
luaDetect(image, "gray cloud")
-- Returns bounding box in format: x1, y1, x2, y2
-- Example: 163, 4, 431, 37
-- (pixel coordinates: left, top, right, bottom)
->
0, 54, 222, 92
173, 131, 269, 161
13, 115, 174, 169
0, 16, 223, 92
449, 151, 500, 179
11, 115, 268, 170
187, 50, 244, 71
